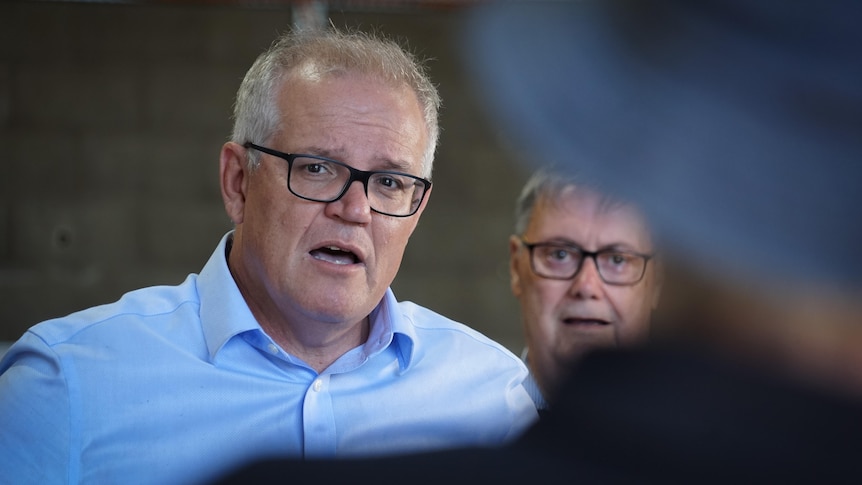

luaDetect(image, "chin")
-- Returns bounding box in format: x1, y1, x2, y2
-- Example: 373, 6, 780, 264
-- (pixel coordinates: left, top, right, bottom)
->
292, 293, 357, 322
311, 303, 366, 324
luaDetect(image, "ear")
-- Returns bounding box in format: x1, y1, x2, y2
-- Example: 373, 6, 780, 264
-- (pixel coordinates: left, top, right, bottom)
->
220, 142, 250, 225
509, 235, 523, 297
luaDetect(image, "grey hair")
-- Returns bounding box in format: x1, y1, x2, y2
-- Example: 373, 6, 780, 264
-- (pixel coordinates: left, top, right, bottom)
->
230, 27, 441, 179
514, 168, 621, 234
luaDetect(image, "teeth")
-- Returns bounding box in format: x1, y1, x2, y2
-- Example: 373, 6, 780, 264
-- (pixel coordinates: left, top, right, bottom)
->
311, 245, 358, 265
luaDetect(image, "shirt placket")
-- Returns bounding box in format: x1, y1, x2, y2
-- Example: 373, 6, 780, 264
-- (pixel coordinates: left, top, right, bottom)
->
301, 374, 337, 457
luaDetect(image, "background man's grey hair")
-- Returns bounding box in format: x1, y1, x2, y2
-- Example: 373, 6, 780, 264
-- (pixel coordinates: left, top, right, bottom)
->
231, 27, 441, 179
514, 168, 621, 235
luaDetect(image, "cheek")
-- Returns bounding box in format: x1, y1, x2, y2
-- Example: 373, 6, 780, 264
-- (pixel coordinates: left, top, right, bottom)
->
373, 221, 414, 269
522, 288, 564, 347
246, 181, 294, 229
523, 280, 567, 318
607, 288, 654, 330
260, 204, 304, 247
249, 198, 320, 270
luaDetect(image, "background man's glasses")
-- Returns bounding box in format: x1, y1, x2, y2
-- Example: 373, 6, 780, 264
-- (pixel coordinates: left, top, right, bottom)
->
518, 237, 653, 286
244, 142, 431, 217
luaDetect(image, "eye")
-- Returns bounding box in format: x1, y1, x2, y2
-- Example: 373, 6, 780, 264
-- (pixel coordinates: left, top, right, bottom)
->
374, 174, 407, 191
602, 252, 637, 270
542, 246, 576, 263
380, 176, 398, 188
293, 158, 337, 179
303, 162, 334, 175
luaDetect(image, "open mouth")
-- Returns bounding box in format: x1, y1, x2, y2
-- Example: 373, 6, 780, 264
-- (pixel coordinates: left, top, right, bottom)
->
562, 317, 610, 326
310, 245, 360, 265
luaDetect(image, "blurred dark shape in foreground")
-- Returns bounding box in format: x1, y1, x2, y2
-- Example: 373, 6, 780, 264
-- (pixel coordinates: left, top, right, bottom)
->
216, 1, 862, 482
469, 0, 862, 292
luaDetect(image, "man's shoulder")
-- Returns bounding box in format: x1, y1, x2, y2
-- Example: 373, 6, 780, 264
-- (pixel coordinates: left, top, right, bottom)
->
397, 300, 493, 339
28, 274, 201, 347
396, 300, 522, 363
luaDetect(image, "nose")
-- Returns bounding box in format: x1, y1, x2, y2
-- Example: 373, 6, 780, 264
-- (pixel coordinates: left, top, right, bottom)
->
568, 255, 603, 299
324, 179, 372, 224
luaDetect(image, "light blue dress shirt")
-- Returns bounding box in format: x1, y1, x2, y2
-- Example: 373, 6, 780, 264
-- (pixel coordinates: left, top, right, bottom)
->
0, 233, 537, 485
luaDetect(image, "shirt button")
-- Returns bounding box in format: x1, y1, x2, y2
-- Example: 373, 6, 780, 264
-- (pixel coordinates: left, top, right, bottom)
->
312, 379, 322, 392
267, 343, 278, 354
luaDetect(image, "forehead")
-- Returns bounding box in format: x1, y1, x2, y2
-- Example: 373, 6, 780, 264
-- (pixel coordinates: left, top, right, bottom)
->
275, 71, 427, 168
527, 186, 653, 251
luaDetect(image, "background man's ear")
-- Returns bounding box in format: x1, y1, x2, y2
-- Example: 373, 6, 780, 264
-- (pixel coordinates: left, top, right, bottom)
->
509, 235, 524, 297
220, 142, 250, 225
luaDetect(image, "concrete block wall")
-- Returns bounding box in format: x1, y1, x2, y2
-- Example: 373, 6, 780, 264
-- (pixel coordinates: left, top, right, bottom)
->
0, 2, 529, 353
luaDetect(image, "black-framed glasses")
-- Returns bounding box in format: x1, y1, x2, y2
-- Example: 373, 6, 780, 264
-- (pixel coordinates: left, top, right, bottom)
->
518, 237, 653, 286
244, 142, 431, 217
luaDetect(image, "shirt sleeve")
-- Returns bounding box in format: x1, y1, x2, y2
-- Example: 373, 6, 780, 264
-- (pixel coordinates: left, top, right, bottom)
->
0, 331, 74, 484
504, 366, 541, 441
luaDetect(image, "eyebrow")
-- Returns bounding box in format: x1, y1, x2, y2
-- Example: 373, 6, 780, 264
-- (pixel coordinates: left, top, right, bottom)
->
600, 243, 649, 254
303, 146, 414, 173
541, 238, 646, 253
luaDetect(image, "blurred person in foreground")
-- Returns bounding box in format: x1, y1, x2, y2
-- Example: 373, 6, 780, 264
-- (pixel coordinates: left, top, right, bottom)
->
215, 0, 862, 483
0, 27, 537, 485
510, 170, 660, 408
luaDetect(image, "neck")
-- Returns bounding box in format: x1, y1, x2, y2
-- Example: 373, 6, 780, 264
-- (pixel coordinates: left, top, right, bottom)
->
260, 316, 370, 373
527, 354, 564, 405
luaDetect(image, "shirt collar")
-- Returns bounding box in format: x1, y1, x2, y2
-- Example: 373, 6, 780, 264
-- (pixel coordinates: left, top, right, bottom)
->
366, 288, 416, 372
199, 232, 262, 361
521, 348, 549, 410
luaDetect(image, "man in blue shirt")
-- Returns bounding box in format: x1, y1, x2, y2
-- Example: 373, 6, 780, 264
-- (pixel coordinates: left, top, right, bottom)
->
0, 28, 537, 485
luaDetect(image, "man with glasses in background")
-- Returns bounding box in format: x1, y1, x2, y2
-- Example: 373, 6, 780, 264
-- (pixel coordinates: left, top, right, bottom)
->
509, 170, 661, 408
0, 28, 536, 485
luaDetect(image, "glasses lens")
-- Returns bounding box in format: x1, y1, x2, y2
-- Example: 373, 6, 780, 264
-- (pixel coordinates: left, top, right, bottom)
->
596, 251, 646, 284
289, 156, 351, 201
368, 173, 427, 216
531, 244, 583, 279
289, 156, 428, 216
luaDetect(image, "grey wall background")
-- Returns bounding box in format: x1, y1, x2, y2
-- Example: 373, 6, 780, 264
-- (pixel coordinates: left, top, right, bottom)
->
0, 1, 530, 353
